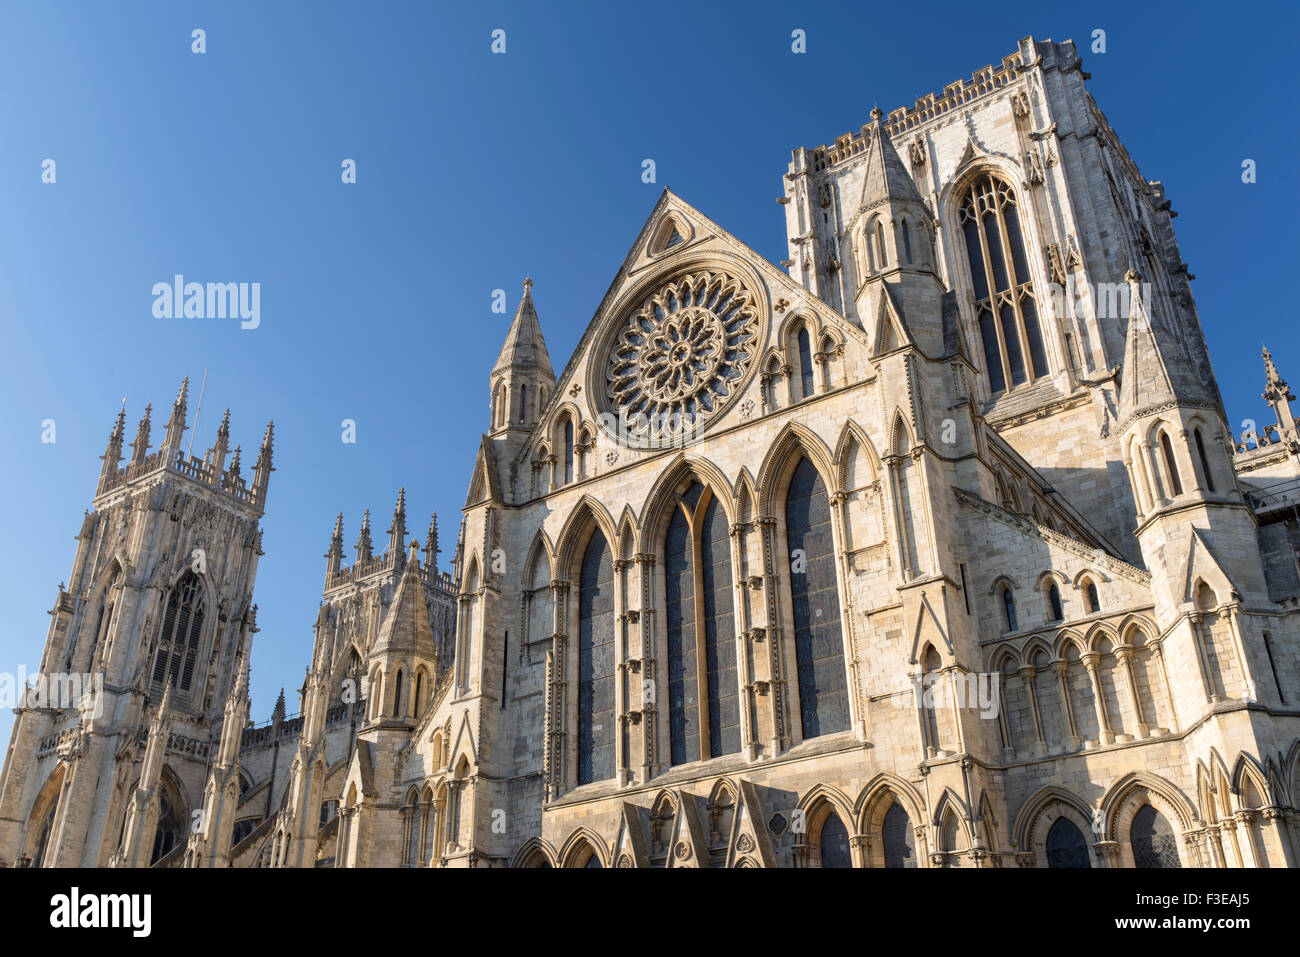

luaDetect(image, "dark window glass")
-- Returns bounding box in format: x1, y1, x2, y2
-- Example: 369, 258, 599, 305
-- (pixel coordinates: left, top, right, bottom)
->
819, 813, 852, 868
785, 458, 848, 738
153, 572, 205, 691
1000, 301, 1027, 386
901, 220, 913, 264
563, 421, 574, 485
1160, 433, 1183, 496
577, 533, 615, 785
1048, 584, 1064, 622
1195, 429, 1216, 492
1131, 805, 1181, 868
798, 327, 815, 398
882, 802, 916, 868
1002, 587, 1018, 632
701, 496, 739, 759
518, 383, 528, 424
963, 219, 988, 300
583, 852, 602, 868
1046, 818, 1091, 868
1021, 295, 1048, 379
665, 505, 699, 766
960, 175, 1047, 394
1086, 582, 1101, 614
978, 310, 1005, 394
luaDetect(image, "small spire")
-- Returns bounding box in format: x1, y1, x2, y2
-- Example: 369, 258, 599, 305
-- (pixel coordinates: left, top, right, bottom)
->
130, 403, 152, 465
387, 488, 407, 554
356, 509, 373, 563
272, 687, 286, 723
408, 537, 421, 566
330, 512, 345, 549
226, 445, 242, 481
424, 513, 440, 570
162, 376, 190, 452
217, 407, 231, 440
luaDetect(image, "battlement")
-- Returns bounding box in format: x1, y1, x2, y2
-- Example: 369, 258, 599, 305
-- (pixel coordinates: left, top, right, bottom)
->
95, 447, 260, 506
324, 548, 455, 594
797, 46, 1030, 174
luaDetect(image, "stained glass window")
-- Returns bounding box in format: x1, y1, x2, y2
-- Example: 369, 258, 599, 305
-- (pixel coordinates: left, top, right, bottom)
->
1132, 804, 1181, 868
1046, 817, 1091, 868
959, 174, 1048, 394
152, 571, 205, 692
577, 533, 615, 785
882, 802, 916, 868
819, 813, 852, 868
785, 457, 848, 738
665, 485, 739, 765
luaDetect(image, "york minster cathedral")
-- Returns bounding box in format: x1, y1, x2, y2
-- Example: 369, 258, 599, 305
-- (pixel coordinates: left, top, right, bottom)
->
3, 35, 1299, 869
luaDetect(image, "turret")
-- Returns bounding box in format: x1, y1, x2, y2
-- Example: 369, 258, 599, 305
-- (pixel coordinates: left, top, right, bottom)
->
850, 108, 947, 353
489, 278, 554, 436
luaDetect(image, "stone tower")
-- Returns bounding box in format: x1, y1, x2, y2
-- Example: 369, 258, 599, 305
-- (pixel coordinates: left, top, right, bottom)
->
0, 380, 272, 867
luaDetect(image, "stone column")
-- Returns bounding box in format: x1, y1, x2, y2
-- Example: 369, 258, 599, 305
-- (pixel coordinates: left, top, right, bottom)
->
1053, 661, 1080, 750
1114, 645, 1148, 738
1081, 653, 1113, 745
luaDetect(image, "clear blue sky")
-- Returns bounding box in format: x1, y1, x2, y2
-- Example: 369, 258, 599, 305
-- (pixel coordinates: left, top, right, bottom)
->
1, 1, 1295, 742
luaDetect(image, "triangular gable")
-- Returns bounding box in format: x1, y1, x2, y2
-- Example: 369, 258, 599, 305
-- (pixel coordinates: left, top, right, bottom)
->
612, 802, 651, 868
872, 283, 915, 355
727, 780, 777, 868
464, 435, 501, 507
448, 709, 478, 767
518, 189, 869, 472
664, 789, 710, 868
1176, 527, 1236, 605
909, 589, 954, 663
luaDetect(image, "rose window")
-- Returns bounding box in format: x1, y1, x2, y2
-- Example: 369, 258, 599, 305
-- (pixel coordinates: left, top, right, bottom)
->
604, 270, 760, 440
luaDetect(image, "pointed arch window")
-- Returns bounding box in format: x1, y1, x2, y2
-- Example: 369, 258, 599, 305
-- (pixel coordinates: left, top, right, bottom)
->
882, 802, 916, 868
875, 221, 887, 267
1046, 818, 1091, 868
664, 482, 739, 766
393, 670, 404, 718
1159, 431, 1183, 496
959, 173, 1048, 394
152, 571, 206, 692
818, 812, 852, 868
563, 420, 574, 485
1047, 582, 1064, 622
1194, 428, 1216, 492
518, 383, 528, 424
1001, 586, 1018, 633
797, 327, 815, 399
576, 532, 615, 785
785, 457, 849, 738
900, 218, 912, 264
1085, 581, 1101, 614
1131, 805, 1180, 868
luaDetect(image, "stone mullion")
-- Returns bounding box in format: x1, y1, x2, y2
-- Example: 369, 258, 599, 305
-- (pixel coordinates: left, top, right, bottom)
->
635, 553, 657, 776
1189, 614, 1219, 703
1018, 666, 1045, 752
756, 516, 788, 749
729, 521, 758, 759
829, 490, 864, 738
1114, 646, 1148, 738
1222, 604, 1258, 701
547, 580, 570, 798
1052, 661, 1079, 748
613, 558, 632, 783
1081, 653, 1113, 745
1147, 637, 1180, 731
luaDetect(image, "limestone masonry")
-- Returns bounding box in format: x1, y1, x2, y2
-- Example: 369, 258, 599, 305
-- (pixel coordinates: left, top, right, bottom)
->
3, 36, 1299, 868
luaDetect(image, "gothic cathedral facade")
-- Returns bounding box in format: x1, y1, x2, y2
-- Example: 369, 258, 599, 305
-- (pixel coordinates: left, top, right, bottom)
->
3, 36, 1300, 868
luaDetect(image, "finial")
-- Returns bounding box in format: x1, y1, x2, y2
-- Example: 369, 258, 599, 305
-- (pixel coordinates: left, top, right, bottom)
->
871, 106, 883, 123
523, 276, 533, 290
